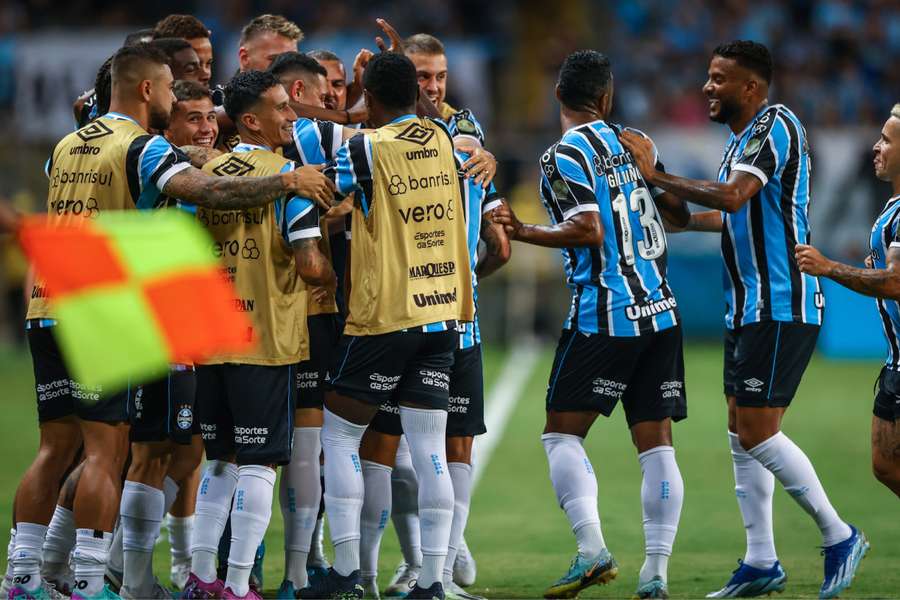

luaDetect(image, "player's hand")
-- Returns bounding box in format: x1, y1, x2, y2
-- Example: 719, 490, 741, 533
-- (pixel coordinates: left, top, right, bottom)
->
865, 254, 874, 269
311, 285, 332, 305
619, 130, 658, 183
795, 243, 832, 276
491, 203, 522, 239
285, 165, 335, 210
324, 195, 354, 220
460, 146, 497, 189
352, 48, 374, 85
375, 18, 403, 53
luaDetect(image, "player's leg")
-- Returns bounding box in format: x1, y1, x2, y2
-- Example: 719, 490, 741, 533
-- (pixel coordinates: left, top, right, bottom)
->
220, 364, 294, 600
10, 326, 83, 597
734, 323, 865, 599
358, 420, 402, 598
41, 458, 84, 595
871, 368, 900, 497
542, 329, 624, 599
385, 436, 421, 597
167, 436, 203, 590
442, 344, 487, 599
184, 365, 235, 598
625, 325, 686, 600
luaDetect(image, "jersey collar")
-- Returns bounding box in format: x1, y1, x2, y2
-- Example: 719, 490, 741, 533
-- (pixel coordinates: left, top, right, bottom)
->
389, 114, 417, 124
103, 112, 139, 124
734, 103, 771, 140
233, 142, 271, 153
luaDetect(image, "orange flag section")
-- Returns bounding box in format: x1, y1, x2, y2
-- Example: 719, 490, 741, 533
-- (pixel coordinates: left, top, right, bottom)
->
18, 211, 254, 391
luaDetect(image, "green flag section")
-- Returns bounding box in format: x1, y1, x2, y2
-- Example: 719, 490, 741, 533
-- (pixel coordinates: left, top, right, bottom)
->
19, 211, 253, 391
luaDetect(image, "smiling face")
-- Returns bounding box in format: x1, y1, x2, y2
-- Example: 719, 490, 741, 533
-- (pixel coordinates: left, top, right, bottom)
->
166, 97, 218, 148
702, 55, 751, 125
240, 84, 297, 148
187, 37, 213, 84
318, 59, 347, 110
874, 114, 900, 182
407, 51, 447, 107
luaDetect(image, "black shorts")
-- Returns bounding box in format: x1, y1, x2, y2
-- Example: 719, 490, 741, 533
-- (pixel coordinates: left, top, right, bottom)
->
545, 326, 687, 428
874, 367, 900, 422
724, 321, 819, 407
327, 329, 456, 410
28, 326, 128, 423
129, 367, 197, 445
370, 343, 485, 437
195, 363, 295, 465
296, 313, 343, 409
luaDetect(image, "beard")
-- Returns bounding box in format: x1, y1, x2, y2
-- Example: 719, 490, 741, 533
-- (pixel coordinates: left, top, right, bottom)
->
710, 95, 741, 124
149, 104, 172, 131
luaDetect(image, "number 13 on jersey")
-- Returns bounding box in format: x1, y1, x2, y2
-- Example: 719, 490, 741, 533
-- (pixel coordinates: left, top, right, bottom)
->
611, 187, 666, 265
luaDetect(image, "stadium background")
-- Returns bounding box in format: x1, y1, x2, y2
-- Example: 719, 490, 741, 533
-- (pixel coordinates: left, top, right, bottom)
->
0, 0, 898, 597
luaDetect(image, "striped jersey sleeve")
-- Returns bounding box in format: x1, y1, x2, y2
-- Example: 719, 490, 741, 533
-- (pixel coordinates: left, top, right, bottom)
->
284, 118, 344, 165
332, 134, 374, 216
126, 135, 192, 209
731, 108, 782, 186
276, 161, 320, 244
542, 142, 599, 221
445, 108, 485, 146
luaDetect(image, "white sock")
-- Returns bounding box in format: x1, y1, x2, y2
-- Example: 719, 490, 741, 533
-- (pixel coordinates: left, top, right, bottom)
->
321, 409, 368, 577
360, 460, 392, 580
192, 460, 239, 583
72, 529, 112, 597
42, 506, 76, 574
120, 481, 164, 592
226, 465, 276, 597
308, 514, 327, 567
107, 520, 123, 575
638, 446, 683, 584
5, 528, 15, 582
167, 515, 193, 563
280, 426, 322, 588
443, 462, 472, 583
747, 432, 852, 546
542, 433, 606, 559
391, 437, 422, 568
729, 431, 777, 568
12, 522, 47, 589
400, 407, 453, 589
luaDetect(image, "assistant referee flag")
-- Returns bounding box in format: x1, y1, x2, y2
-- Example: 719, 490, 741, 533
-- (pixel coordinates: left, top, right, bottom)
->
19, 210, 252, 390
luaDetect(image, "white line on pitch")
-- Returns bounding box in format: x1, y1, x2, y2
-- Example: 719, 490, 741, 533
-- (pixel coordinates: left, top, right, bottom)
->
472, 342, 541, 488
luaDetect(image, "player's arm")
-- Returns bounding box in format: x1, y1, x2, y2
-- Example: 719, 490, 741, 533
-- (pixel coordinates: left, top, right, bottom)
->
492, 204, 601, 248
796, 244, 900, 300
621, 130, 763, 213
477, 199, 511, 278
179, 145, 222, 168
293, 238, 335, 286
685, 210, 724, 232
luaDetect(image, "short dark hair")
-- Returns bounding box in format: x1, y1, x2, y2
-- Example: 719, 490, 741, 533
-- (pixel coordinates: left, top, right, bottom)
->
150, 37, 193, 65
123, 28, 155, 46
223, 70, 281, 122
712, 40, 773, 84
557, 50, 612, 112
94, 56, 114, 117
404, 33, 444, 56
307, 49, 341, 63
111, 43, 170, 84
268, 51, 327, 80
240, 14, 303, 45
153, 14, 210, 40
173, 80, 212, 103
363, 52, 418, 111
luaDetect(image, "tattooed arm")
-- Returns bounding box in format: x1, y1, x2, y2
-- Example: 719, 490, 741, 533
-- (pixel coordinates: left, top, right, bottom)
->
293, 238, 336, 287
796, 244, 900, 300
163, 165, 335, 210
179, 145, 222, 168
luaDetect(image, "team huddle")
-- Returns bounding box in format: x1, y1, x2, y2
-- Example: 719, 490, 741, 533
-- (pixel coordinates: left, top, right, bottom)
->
1, 9, 898, 600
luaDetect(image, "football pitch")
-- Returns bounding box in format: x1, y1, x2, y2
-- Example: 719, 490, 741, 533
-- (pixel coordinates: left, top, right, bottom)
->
0, 343, 897, 599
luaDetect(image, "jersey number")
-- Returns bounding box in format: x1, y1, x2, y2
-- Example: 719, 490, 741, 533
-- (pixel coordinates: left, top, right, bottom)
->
611, 187, 665, 265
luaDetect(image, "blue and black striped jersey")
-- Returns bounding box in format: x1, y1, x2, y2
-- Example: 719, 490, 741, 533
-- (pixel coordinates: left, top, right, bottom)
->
717, 104, 824, 329
283, 118, 344, 165
538, 120, 678, 337
870, 194, 900, 370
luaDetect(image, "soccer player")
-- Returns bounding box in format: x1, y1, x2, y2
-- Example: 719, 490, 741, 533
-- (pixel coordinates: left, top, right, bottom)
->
166, 80, 219, 150
493, 50, 689, 600
306, 50, 349, 111
620, 40, 868, 599
152, 14, 214, 85
298, 52, 475, 600
180, 69, 336, 600
150, 38, 205, 84
795, 104, 900, 499
9, 42, 334, 600
239, 15, 303, 73
266, 50, 360, 598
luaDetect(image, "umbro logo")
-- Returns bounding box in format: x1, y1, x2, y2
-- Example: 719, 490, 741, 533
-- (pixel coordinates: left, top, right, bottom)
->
76, 120, 113, 142
212, 156, 255, 177
396, 122, 435, 147
744, 378, 765, 392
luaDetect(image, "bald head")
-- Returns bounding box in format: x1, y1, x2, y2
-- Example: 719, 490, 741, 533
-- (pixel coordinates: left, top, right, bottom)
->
111, 43, 177, 130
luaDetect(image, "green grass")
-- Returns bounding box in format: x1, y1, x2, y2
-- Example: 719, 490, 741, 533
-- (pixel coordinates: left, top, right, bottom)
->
0, 344, 896, 599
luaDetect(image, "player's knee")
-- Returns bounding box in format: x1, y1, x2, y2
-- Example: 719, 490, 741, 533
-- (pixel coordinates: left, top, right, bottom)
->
446, 436, 473, 464
872, 452, 900, 486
